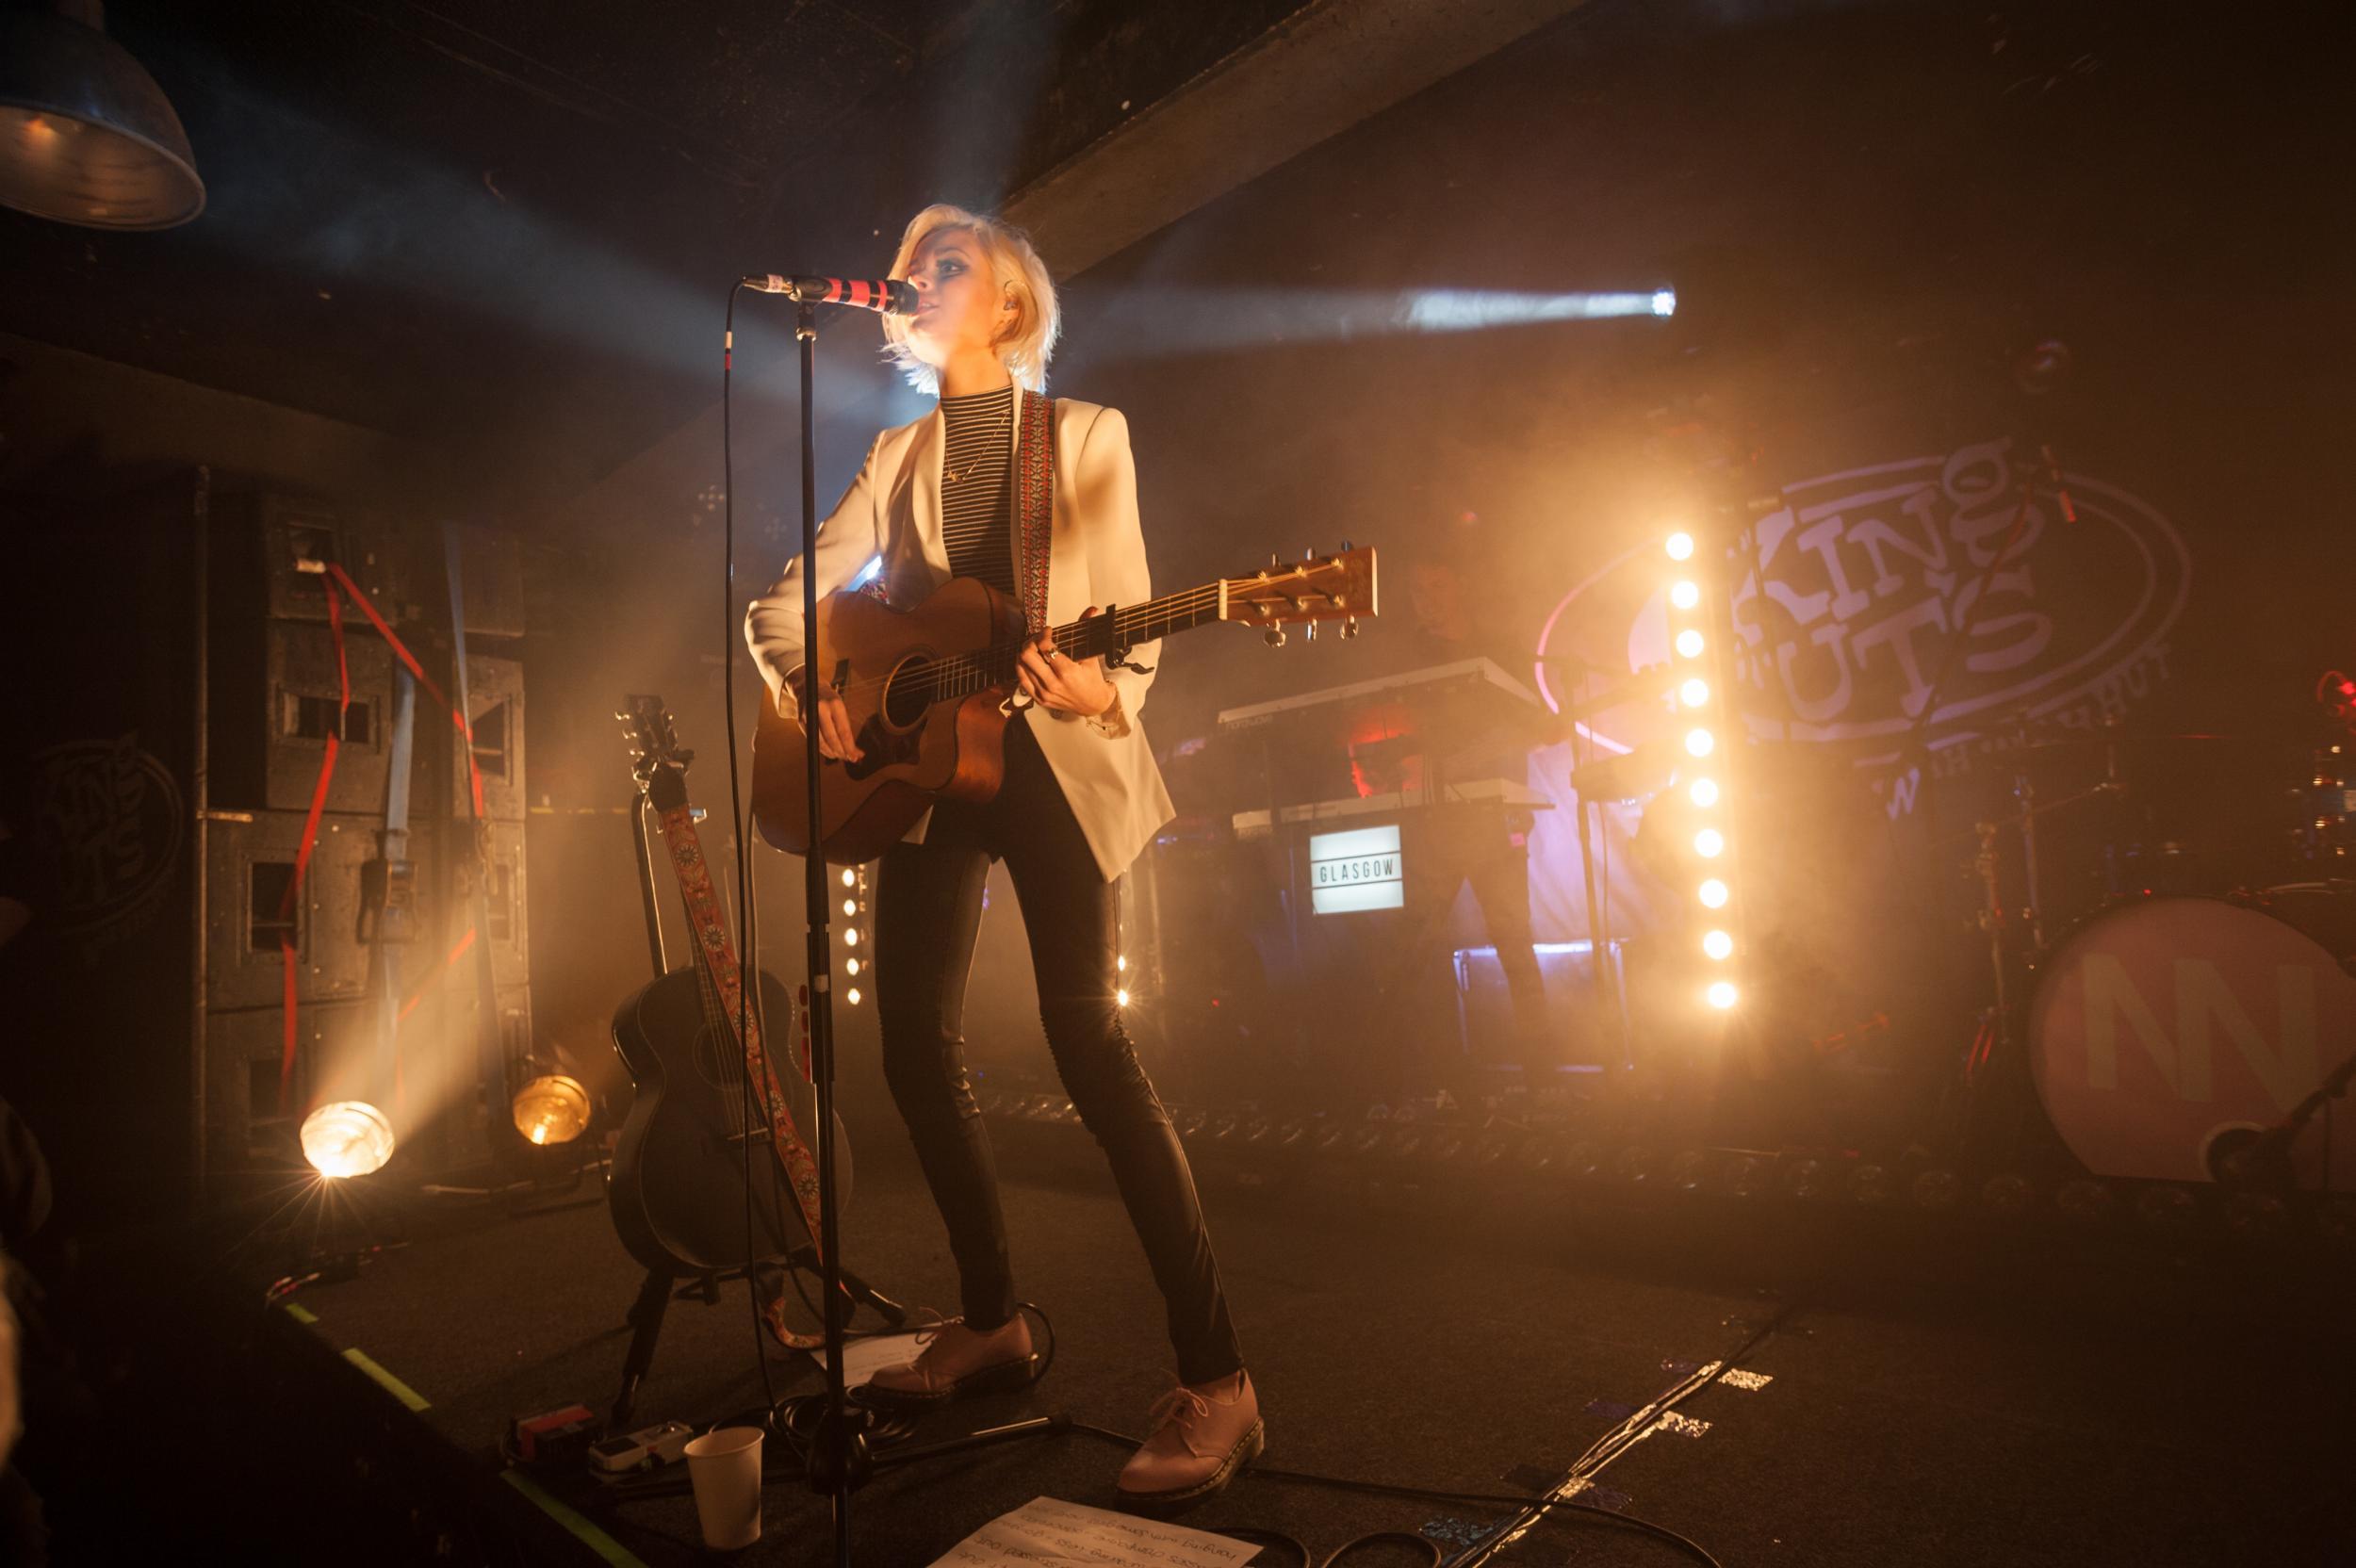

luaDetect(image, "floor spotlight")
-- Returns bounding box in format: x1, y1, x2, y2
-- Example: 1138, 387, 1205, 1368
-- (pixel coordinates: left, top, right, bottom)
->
1721, 1154, 1768, 1199
511, 1074, 592, 1147
1980, 1172, 2036, 1217
2054, 1178, 2114, 1226
2135, 1185, 2196, 1233
301, 1102, 396, 1179
1780, 1157, 1828, 1200
1911, 1168, 1962, 1211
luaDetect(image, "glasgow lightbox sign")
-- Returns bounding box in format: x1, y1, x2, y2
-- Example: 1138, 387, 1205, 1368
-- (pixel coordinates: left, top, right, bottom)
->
1309, 824, 1404, 914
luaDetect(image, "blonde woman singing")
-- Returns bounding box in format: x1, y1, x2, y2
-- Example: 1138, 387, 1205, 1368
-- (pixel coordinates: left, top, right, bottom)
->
744, 204, 1260, 1504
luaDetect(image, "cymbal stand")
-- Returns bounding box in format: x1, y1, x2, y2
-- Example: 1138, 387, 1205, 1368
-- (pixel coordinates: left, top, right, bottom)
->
1955, 774, 2123, 1154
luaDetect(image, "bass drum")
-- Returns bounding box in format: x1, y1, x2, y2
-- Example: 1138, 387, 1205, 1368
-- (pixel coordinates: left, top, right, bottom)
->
2027, 885, 2356, 1185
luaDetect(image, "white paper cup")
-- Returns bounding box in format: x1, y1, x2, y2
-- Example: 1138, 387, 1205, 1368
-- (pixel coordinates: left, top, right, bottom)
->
683, 1426, 763, 1551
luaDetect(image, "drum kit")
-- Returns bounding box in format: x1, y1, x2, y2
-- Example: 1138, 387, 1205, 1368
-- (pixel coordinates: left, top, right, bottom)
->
1950, 694, 2355, 1199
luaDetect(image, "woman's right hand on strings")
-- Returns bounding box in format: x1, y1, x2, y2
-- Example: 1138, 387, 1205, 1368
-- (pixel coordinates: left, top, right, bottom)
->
779, 669, 863, 762
809, 687, 862, 763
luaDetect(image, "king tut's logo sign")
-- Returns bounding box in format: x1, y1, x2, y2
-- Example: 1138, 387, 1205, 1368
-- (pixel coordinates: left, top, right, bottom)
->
1535, 437, 2190, 802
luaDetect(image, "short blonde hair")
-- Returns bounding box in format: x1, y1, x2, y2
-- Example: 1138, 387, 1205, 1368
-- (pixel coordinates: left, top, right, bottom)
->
880, 204, 1060, 395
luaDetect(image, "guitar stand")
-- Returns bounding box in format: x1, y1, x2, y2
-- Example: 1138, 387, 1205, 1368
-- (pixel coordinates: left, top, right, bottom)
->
612, 1248, 910, 1428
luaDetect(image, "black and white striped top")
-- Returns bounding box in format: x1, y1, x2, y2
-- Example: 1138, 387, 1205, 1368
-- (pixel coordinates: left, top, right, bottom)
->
939, 384, 1018, 599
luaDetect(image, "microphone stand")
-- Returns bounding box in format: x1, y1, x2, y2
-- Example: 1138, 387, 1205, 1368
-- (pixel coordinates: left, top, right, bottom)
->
788, 298, 866, 1565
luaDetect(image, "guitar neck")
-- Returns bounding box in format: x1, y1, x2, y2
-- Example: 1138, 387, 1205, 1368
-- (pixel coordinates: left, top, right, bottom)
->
918, 580, 1227, 702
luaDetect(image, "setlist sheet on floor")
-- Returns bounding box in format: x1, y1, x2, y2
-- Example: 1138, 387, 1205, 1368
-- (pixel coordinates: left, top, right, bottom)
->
925, 1496, 1262, 1567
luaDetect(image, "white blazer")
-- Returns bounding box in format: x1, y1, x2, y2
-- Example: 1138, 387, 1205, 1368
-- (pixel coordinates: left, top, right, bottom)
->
744, 386, 1176, 883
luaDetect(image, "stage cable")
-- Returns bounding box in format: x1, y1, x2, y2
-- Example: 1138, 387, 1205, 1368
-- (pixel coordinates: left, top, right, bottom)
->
723, 281, 786, 1418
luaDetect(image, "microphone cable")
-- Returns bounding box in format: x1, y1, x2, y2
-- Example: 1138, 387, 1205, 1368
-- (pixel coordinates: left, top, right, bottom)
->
722, 280, 786, 1420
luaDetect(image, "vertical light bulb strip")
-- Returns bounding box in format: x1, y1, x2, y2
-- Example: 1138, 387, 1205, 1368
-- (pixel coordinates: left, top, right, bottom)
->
1665, 525, 1742, 1011
843, 863, 871, 1005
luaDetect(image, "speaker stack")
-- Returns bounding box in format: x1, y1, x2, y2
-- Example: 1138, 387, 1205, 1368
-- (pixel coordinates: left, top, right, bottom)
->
199, 489, 531, 1193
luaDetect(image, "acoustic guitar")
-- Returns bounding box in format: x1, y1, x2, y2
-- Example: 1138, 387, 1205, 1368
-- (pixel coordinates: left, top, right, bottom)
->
751, 547, 1379, 862
608, 695, 851, 1279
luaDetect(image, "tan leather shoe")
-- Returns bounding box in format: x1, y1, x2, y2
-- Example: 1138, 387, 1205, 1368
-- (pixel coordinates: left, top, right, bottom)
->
1115, 1369, 1264, 1506
856, 1314, 1036, 1409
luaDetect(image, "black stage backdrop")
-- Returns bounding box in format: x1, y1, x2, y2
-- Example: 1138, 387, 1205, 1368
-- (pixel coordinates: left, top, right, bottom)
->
887, 0, 2353, 1119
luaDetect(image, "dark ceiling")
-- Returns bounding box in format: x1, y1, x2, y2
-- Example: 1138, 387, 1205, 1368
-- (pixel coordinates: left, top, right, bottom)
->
0, 0, 1314, 497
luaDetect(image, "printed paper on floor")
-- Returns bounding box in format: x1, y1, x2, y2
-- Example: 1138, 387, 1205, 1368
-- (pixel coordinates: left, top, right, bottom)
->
924, 1496, 1262, 1566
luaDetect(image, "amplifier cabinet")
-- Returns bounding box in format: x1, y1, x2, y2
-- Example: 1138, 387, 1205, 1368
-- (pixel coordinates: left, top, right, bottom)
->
464, 653, 526, 821
211, 490, 413, 626
204, 809, 376, 1010
446, 817, 529, 991
207, 619, 398, 815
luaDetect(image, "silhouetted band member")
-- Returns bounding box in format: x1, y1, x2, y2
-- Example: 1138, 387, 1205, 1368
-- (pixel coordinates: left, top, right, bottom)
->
745, 204, 1260, 1505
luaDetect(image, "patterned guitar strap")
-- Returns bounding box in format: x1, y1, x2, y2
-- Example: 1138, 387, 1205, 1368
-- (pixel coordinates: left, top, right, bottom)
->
1015, 387, 1057, 636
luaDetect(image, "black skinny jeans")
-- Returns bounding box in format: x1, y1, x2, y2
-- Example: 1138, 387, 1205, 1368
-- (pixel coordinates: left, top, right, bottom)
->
874, 717, 1244, 1387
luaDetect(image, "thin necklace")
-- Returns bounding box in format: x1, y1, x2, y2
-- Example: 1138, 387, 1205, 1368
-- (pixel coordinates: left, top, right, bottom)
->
942, 390, 1014, 485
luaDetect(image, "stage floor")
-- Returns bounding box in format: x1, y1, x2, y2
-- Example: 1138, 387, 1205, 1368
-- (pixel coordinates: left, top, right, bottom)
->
242, 1134, 2352, 1567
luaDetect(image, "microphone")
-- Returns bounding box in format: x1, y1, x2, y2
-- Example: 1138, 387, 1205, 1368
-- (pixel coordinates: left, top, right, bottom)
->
741, 274, 918, 315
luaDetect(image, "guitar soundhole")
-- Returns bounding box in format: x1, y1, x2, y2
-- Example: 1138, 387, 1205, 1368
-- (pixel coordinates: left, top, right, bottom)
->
881, 657, 934, 728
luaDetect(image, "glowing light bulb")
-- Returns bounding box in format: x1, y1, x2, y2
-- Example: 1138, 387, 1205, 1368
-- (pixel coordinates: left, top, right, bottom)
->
1665, 531, 1694, 562
1670, 580, 1700, 610
512, 1075, 591, 1147
1679, 678, 1709, 708
301, 1102, 396, 1179
1675, 629, 1704, 659
1116, 988, 1132, 1007
1699, 878, 1729, 908
846, 987, 862, 1006
1694, 827, 1725, 858
1689, 777, 1719, 808
1707, 981, 1739, 1010
1117, 955, 1127, 972
841, 869, 856, 888
844, 956, 859, 975
1685, 727, 1714, 758
1703, 929, 1734, 961
843, 898, 858, 917
844, 927, 859, 946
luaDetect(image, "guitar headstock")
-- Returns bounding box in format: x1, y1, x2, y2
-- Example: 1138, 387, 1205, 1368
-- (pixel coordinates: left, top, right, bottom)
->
1221, 545, 1377, 645
617, 694, 693, 812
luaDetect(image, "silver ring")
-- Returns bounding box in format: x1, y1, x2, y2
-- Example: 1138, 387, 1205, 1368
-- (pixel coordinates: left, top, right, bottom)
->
1043, 647, 1059, 661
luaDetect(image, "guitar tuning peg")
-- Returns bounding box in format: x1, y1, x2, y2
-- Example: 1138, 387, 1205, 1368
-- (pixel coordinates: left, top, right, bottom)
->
1264, 627, 1287, 648
1268, 551, 1280, 569
1340, 538, 1353, 552
1343, 616, 1360, 640
1304, 620, 1317, 642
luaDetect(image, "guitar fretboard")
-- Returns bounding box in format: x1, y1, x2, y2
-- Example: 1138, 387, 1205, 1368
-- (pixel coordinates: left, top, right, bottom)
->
904, 578, 1229, 707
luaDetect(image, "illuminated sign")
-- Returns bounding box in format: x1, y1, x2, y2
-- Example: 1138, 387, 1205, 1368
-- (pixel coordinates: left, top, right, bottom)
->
1309, 824, 1403, 914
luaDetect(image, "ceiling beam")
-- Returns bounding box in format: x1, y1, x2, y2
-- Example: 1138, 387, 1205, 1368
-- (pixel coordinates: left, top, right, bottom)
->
1006, 0, 1594, 278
